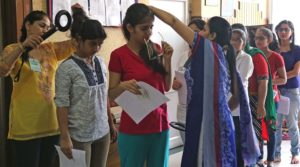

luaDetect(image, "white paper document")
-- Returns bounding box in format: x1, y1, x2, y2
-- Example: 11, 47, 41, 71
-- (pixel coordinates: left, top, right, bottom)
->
115, 81, 169, 124
120, 0, 136, 22
278, 95, 290, 115
55, 145, 86, 167
52, 0, 136, 26
175, 69, 187, 105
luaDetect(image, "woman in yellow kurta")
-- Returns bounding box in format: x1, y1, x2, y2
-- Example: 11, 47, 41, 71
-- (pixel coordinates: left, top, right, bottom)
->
0, 10, 74, 167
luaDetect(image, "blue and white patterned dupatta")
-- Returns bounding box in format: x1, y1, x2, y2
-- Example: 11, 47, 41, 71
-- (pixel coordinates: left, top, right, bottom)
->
236, 69, 261, 165
181, 34, 236, 167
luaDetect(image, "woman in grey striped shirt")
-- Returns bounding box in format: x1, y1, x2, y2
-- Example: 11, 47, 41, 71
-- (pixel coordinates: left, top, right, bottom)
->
54, 6, 117, 167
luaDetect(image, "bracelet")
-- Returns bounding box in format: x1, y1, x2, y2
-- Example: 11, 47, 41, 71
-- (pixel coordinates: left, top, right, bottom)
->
18, 43, 25, 53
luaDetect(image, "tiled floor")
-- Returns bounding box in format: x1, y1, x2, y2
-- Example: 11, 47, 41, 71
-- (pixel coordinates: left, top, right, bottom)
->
169, 140, 299, 167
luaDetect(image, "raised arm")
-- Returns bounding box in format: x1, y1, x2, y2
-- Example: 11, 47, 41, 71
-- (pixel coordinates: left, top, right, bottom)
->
53, 39, 74, 61
161, 41, 173, 91
148, 6, 194, 46
0, 35, 43, 77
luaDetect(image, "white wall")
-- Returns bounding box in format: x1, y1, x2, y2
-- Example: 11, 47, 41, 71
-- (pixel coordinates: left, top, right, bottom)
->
271, 0, 299, 44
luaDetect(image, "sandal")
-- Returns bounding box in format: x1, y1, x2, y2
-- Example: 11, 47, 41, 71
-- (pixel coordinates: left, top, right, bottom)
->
291, 155, 299, 164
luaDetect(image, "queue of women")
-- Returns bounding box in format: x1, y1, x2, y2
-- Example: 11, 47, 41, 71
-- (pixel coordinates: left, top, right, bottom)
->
0, 2, 299, 167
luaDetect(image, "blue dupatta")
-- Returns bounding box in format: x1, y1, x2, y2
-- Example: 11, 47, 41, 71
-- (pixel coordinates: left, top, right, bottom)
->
181, 34, 236, 167
236, 71, 261, 165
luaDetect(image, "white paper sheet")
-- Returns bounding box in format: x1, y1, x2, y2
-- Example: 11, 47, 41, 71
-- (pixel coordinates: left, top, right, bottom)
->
55, 145, 86, 167
52, 0, 136, 26
277, 95, 290, 115
120, 0, 135, 23
106, 0, 121, 26
88, 0, 106, 25
175, 69, 187, 105
52, 0, 72, 23
115, 81, 169, 124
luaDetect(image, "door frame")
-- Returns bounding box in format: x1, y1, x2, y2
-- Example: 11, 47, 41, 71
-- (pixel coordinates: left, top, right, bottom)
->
0, 0, 32, 166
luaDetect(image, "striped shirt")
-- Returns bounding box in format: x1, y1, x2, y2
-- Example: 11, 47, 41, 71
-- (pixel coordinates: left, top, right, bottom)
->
55, 54, 109, 142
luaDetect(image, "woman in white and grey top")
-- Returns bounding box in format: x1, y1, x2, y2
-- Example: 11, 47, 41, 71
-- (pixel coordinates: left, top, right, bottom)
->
230, 28, 254, 166
56, 54, 110, 141
54, 7, 117, 167
230, 29, 254, 115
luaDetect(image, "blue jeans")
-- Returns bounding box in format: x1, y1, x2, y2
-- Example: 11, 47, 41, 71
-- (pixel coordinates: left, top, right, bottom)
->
275, 88, 300, 157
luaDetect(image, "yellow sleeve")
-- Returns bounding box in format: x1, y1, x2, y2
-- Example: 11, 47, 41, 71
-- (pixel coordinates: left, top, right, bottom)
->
2, 43, 22, 75
51, 40, 75, 61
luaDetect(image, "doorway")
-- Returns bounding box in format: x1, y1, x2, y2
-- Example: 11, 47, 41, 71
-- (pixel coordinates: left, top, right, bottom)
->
271, 0, 299, 43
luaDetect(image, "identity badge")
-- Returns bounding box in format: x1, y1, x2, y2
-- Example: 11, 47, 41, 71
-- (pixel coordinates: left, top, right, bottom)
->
29, 58, 41, 72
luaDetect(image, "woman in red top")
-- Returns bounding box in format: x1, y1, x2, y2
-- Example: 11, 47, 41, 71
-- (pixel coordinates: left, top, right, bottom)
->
255, 27, 287, 167
108, 3, 173, 167
247, 34, 269, 167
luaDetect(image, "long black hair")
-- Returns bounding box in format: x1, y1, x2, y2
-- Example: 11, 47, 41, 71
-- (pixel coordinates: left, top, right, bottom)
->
232, 23, 249, 42
188, 18, 206, 31
122, 3, 167, 76
208, 17, 236, 88
71, 7, 107, 41
269, 32, 280, 53
275, 20, 295, 50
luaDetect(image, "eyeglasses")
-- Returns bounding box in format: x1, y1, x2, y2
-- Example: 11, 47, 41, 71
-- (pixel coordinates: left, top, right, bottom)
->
254, 36, 267, 41
144, 32, 164, 60
277, 28, 291, 33
144, 39, 163, 61
144, 39, 155, 60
